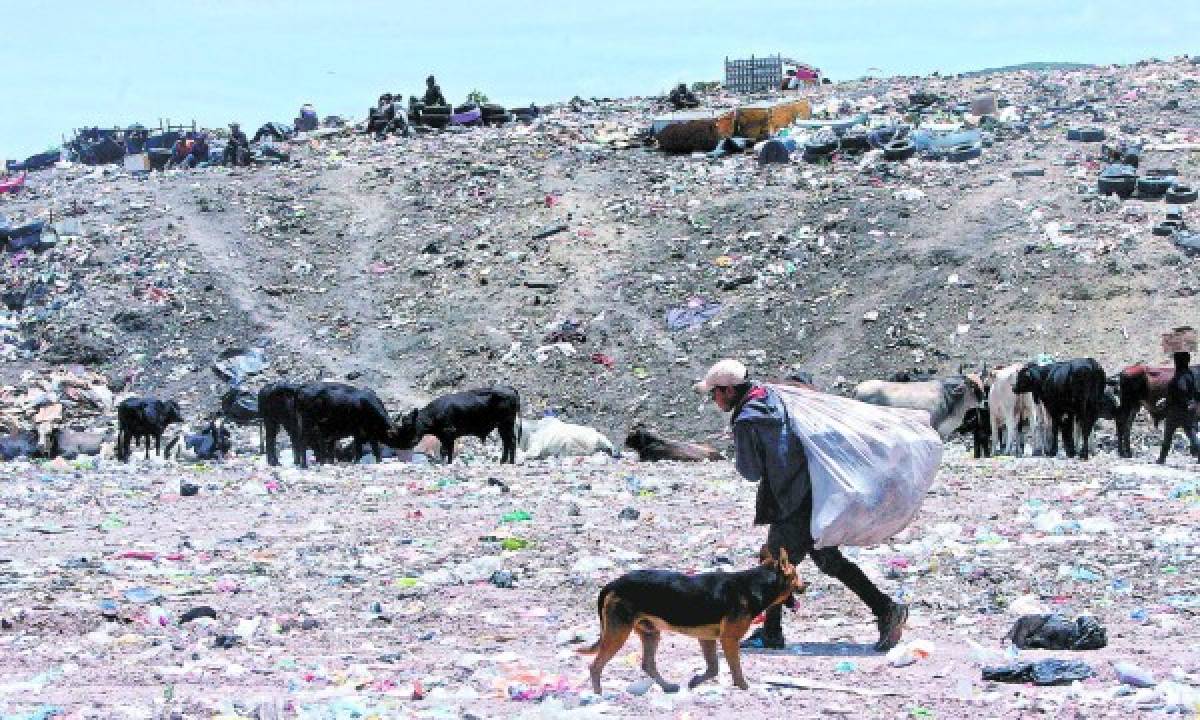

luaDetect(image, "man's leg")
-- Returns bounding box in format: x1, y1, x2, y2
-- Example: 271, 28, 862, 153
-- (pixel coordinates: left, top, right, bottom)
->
1158, 414, 1179, 464
810, 547, 907, 651
741, 515, 810, 649
1184, 418, 1200, 461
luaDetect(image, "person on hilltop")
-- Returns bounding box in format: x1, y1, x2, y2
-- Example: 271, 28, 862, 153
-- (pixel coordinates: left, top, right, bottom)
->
423, 75, 447, 107
224, 123, 251, 167
695, 358, 909, 651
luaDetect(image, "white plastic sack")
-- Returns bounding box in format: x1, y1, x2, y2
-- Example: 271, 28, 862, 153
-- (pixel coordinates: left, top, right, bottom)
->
768, 384, 943, 548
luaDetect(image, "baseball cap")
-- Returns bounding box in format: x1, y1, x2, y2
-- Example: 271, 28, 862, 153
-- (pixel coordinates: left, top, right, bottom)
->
694, 359, 747, 393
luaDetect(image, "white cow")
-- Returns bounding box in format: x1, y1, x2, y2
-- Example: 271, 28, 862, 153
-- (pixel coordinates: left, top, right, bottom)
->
517, 417, 615, 460
988, 363, 1048, 456
853, 376, 983, 440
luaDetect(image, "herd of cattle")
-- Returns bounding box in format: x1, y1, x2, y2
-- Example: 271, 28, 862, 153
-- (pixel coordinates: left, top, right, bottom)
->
0, 356, 1195, 466
856, 357, 1198, 463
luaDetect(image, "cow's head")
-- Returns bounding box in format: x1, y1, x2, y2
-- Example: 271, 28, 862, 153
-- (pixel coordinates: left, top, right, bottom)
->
624, 424, 656, 452
1099, 387, 1120, 420
1012, 364, 1042, 395
388, 409, 420, 449
163, 400, 184, 426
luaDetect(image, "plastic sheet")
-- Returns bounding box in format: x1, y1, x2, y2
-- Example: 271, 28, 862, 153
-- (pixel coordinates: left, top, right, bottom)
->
768, 384, 943, 548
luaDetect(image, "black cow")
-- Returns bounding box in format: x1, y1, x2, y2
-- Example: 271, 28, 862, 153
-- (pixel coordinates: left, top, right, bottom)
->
295, 382, 397, 465
956, 406, 992, 458
1013, 359, 1106, 460
116, 397, 183, 462
259, 382, 305, 466
394, 386, 521, 464
0, 429, 40, 461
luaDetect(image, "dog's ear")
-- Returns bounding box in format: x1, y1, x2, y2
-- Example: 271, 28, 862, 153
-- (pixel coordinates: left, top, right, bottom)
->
759, 545, 777, 566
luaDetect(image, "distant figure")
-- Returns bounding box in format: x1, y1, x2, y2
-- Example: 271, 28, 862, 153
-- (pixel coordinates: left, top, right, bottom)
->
224, 123, 251, 166
781, 69, 798, 91
169, 135, 194, 168
366, 93, 410, 138
295, 103, 318, 132
189, 133, 210, 167
668, 83, 699, 110
423, 75, 447, 106
1158, 350, 1200, 464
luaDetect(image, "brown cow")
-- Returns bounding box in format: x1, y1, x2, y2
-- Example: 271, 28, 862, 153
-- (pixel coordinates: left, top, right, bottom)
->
624, 425, 723, 462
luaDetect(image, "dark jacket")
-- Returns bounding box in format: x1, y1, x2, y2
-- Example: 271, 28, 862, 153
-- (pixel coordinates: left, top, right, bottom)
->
731, 385, 812, 525
1166, 368, 1199, 413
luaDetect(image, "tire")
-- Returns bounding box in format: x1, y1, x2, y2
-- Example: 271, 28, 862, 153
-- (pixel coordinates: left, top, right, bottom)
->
883, 138, 916, 161
803, 137, 838, 157
1153, 222, 1177, 237
1097, 172, 1137, 199
944, 143, 982, 162
758, 139, 791, 165
1067, 127, 1105, 142
1136, 176, 1173, 198
1166, 184, 1198, 204
839, 130, 870, 152
480, 103, 505, 116
423, 116, 449, 129
485, 113, 513, 125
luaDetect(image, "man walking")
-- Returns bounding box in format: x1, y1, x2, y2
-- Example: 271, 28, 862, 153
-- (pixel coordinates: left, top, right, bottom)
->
695, 359, 908, 651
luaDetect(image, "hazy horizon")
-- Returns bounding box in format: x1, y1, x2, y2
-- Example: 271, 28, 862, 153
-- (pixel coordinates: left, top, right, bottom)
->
3, 0, 1197, 162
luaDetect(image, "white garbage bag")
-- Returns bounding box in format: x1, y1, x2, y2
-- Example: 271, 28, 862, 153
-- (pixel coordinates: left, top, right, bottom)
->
769, 384, 943, 548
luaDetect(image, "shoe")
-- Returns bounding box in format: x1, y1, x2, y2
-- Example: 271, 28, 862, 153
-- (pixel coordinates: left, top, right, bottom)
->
874, 603, 908, 652
740, 627, 786, 650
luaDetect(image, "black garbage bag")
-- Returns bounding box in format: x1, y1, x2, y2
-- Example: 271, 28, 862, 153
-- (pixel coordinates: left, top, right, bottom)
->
983, 659, 1093, 686
1005, 614, 1107, 651
221, 386, 260, 425
758, 139, 791, 165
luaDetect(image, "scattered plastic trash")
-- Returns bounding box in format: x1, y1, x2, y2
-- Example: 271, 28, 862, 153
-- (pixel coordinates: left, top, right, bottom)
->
982, 659, 1094, 686
1113, 661, 1156, 688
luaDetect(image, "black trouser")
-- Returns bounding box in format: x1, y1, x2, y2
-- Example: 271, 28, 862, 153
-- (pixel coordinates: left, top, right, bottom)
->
1158, 408, 1200, 463
763, 498, 894, 636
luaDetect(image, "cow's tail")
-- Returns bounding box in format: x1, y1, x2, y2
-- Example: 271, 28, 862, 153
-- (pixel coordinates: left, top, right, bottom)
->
576, 586, 610, 655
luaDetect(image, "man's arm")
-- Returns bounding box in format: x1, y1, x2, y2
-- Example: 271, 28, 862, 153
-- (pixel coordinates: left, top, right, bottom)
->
733, 422, 765, 482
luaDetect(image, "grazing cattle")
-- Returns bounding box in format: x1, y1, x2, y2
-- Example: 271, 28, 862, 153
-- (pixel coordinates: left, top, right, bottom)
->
0, 429, 40, 461
296, 382, 397, 465
394, 385, 521, 464
852, 376, 984, 439
48, 427, 105, 459
624, 425, 723, 462
259, 382, 305, 466
116, 397, 184, 461
956, 406, 992, 458
1112, 364, 1200, 458
1013, 358, 1106, 460
988, 363, 1048, 456
518, 417, 616, 460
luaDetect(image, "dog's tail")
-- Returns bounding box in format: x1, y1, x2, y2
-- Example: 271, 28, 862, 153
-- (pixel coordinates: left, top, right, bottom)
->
576, 586, 610, 655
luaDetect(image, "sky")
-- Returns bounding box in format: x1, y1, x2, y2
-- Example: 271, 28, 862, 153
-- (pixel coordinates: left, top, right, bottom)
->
2, 0, 1197, 162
